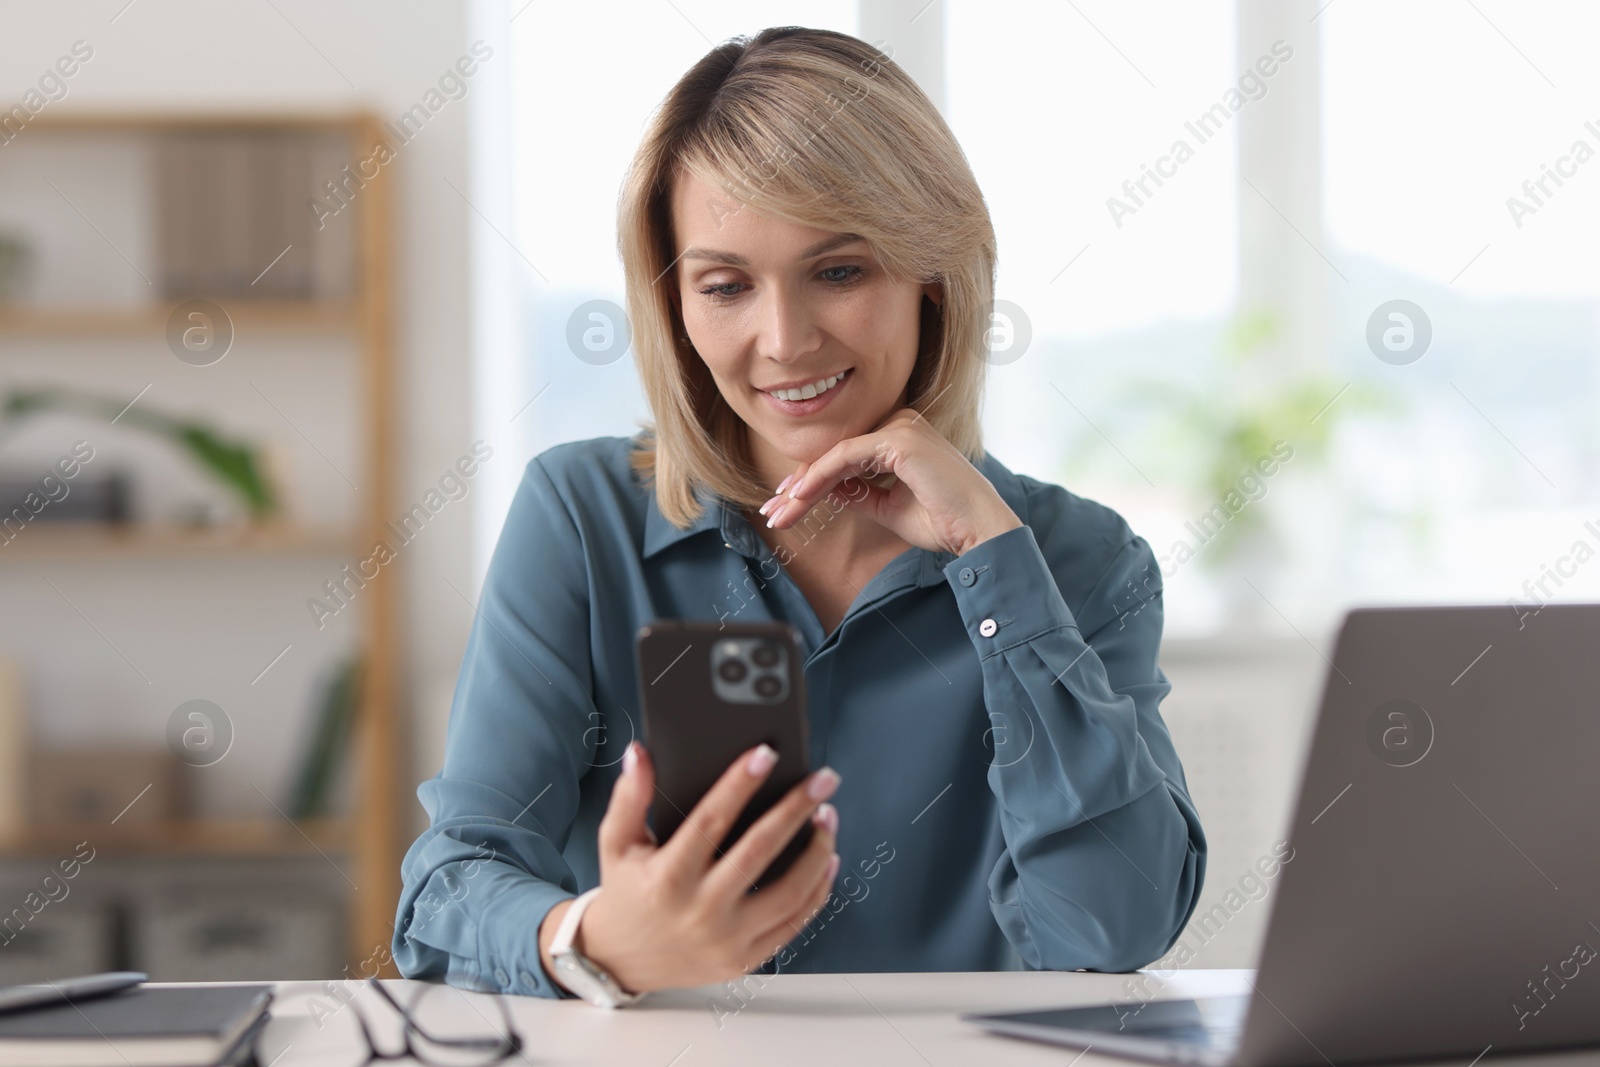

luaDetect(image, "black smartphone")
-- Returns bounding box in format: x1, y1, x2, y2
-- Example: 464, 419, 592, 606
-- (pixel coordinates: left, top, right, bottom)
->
635, 619, 814, 891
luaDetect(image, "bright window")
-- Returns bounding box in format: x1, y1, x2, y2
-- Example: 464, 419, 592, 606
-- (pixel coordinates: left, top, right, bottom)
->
1317, 0, 1600, 625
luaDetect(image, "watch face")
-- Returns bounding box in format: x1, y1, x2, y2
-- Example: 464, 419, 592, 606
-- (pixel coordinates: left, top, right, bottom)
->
554, 953, 606, 1001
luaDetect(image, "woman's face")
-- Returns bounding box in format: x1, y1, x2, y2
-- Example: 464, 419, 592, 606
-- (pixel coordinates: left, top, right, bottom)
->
670, 170, 941, 476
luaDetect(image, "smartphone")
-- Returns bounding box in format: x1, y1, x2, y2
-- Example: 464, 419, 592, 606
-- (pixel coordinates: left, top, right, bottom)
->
635, 619, 814, 891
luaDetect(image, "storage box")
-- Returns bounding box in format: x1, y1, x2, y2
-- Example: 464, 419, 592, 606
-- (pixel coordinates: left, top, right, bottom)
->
129, 892, 343, 981
0, 904, 113, 984
31, 748, 185, 825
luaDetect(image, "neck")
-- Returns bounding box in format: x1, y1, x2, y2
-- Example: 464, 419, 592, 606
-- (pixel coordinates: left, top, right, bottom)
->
742, 428, 905, 564
736, 409, 915, 563
756, 491, 901, 563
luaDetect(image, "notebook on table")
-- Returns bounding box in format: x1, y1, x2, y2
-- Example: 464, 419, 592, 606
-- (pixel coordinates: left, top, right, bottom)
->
0, 984, 271, 1067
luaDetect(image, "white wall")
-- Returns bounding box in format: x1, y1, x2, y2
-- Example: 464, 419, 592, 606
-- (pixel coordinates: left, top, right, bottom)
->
1159, 636, 1325, 967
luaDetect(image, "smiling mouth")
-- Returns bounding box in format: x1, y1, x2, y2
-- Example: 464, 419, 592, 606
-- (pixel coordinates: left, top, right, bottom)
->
762, 368, 852, 402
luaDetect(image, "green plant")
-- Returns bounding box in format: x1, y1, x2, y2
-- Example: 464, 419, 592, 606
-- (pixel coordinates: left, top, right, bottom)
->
1, 385, 278, 520
1117, 310, 1397, 565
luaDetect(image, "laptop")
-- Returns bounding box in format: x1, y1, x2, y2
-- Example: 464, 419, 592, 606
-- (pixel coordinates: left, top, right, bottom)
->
964, 603, 1600, 1066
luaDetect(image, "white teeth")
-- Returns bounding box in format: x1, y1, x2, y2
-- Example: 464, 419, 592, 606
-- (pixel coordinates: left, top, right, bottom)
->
769, 371, 845, 402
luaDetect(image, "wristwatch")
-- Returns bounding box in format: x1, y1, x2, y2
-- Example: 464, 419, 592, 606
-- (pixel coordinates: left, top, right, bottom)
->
548, 887, 646, 1008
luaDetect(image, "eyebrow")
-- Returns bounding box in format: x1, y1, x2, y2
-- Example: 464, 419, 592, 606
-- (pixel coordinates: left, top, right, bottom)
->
680, 232, 865, 268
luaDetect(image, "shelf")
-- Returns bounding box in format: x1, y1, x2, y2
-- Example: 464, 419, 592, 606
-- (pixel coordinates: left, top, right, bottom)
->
27, 113, 367, 135
0, 301, 360, 337
0, 523, 355, 562
2, 110, 399, 973
0, 818, 350, 858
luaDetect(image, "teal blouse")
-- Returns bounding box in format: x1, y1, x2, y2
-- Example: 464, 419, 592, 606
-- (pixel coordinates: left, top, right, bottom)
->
392, 434, 1206, 998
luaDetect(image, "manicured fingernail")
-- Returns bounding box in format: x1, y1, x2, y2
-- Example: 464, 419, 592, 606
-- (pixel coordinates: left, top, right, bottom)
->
775, 474, 794, 495
746, 743, 778, 776
758, 494, 781, 516
623, 741, 638, 776
765, 500, 785, 528
812, 801, 838, 835
825, 853, 841, 880
807, 766, 840, 801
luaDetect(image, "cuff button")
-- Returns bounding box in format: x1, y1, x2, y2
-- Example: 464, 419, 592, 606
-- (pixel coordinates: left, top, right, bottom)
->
957, 566, 976, 586
978, 618, 998, 637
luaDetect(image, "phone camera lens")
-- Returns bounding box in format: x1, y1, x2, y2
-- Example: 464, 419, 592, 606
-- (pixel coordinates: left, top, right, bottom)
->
717, 659, 748, 683
753, 674, 782, 698
751, 643, 781, 667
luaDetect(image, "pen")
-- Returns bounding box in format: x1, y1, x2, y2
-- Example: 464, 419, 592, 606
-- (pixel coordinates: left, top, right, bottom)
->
0, 972, 148, 1016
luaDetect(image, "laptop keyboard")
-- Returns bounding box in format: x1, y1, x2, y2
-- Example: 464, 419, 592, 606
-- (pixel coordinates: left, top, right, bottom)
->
973, 993, 1251, 1053
1104, 994, 1249, 1048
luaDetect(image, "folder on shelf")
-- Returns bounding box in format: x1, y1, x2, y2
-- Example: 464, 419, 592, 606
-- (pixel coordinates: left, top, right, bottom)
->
287, 656, 362, 821
153, 130, 333, 301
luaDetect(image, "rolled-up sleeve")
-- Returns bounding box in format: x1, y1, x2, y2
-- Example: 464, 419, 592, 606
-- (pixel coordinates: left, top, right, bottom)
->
943, 495, 1206, 972
391, 457, 593, 999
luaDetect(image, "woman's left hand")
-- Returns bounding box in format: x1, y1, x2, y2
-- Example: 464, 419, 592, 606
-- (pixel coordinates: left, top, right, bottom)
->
761, 407, 1023, 558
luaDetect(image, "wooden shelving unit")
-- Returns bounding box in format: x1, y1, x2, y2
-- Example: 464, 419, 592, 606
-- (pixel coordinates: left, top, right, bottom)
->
0, 112, 399, 974
0, 818, 350, 858
0, 523, 355, 562
0, 301, 359, 336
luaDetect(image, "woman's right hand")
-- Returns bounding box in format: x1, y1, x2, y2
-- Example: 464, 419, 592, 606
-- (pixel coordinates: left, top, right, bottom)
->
539, 739, 841, 995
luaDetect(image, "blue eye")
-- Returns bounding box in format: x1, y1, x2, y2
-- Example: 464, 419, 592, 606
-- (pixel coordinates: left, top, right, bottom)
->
695, 265, 866, 304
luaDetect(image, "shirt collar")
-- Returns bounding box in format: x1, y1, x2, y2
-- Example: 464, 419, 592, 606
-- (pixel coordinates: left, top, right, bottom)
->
642, 480, 742, 559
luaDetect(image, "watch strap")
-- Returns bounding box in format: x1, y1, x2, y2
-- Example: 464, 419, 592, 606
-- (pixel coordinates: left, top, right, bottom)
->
551, 887, 601, 955
549, 888, 645, 1007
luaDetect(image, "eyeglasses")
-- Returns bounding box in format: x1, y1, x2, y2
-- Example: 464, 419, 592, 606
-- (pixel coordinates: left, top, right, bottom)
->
256, 978, 524, 1067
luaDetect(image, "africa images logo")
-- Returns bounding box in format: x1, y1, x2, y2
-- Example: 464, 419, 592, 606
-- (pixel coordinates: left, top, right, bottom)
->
1364, 698, 1434, 768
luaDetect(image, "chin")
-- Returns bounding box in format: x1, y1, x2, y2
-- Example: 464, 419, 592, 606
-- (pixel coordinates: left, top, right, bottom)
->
765, 417, 883, 467
770, 429, 841, 465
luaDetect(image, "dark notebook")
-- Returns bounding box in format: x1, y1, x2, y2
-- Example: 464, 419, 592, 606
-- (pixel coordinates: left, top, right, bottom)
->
0, 985, 271, 1067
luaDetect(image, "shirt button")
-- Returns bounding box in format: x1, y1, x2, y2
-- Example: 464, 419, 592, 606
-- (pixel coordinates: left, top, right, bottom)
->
958, 566, 976, 586
979, 618, 998, 637
520, 971, 537, 988
494, 967, 509, 986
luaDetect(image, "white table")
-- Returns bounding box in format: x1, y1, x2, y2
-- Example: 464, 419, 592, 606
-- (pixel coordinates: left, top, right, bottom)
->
248, 968, 1598, 1067
253, 970, 1243, 1066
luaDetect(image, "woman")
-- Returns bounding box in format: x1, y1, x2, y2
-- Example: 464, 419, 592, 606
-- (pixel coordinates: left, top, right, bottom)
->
393, 26, 1205, 1003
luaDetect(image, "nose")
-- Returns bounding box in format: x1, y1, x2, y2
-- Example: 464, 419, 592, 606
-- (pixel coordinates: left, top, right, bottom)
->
755, 282, 822, 366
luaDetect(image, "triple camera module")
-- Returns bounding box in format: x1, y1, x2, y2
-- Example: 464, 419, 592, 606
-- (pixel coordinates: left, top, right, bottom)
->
711, 637, 791, 705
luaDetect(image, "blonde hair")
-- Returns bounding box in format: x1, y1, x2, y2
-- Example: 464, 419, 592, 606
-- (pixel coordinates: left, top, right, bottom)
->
618, 26, 997, 528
